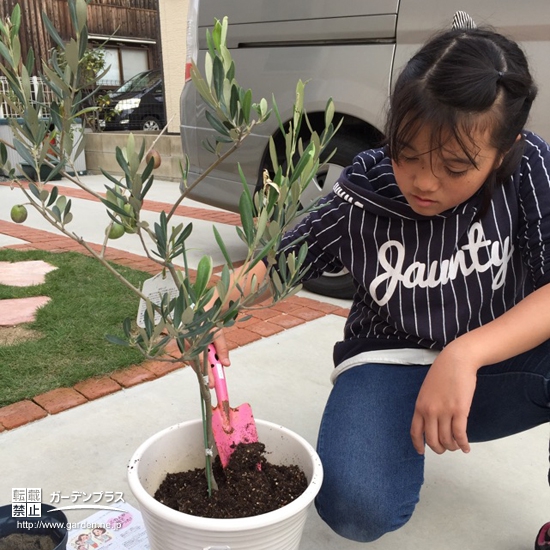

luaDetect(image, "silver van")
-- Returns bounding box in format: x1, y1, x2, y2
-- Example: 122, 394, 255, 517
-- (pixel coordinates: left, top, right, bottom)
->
180, 0, 550, 298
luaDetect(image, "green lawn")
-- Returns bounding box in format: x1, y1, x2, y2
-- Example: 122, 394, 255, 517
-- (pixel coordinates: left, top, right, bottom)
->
0, 249, 151, 407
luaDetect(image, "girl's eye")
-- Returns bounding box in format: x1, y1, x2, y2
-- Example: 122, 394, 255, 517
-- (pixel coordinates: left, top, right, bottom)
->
400, 155, 419, 163
444, 167, 469, 178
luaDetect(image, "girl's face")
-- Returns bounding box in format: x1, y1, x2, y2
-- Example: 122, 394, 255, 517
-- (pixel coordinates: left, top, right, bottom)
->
392, 124, 501, 216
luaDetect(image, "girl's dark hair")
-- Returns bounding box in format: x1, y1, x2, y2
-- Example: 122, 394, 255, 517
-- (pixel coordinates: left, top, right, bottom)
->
386, 27, 538, 212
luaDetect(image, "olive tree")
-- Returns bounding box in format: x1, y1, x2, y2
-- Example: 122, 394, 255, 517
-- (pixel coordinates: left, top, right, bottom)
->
0, 0, 339, 493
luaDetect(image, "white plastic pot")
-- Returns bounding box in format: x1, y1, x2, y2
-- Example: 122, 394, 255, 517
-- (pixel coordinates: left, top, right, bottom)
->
127, 419, 323, 550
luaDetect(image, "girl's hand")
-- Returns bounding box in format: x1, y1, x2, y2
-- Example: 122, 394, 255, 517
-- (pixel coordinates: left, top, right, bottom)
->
212, 331, 230, 366
410, 345, 479, 455
410, 284, 550, 455
206, 331, 231, 388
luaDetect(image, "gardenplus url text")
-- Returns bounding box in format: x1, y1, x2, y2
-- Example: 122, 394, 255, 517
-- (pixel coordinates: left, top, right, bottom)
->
17, 520, 122, 531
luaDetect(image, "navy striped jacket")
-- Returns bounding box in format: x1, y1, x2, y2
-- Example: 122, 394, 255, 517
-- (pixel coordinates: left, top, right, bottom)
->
278, 131, 550, 365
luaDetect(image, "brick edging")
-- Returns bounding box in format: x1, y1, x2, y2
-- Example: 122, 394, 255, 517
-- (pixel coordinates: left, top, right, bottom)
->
0, 217, 349, 432
0, 296, 349, 431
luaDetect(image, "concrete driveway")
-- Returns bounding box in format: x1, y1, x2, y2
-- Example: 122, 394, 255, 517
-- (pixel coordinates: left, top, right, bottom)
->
0, 174, 548, 550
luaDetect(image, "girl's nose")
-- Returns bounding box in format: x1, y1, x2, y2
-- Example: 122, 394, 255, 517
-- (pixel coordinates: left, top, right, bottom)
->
413, 163, 440, 192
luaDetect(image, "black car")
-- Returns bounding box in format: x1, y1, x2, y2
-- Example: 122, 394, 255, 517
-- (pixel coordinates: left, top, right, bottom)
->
102, 70, 166, 132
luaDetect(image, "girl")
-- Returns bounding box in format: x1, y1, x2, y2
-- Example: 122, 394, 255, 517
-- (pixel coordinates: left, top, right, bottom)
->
213, 13, 550, 547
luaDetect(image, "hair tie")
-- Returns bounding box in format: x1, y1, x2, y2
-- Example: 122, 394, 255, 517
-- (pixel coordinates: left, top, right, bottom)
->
452, 11, 477, 30
497, 70, 504, 82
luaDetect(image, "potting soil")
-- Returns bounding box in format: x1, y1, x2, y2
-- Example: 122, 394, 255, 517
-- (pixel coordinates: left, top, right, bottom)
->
154, 442, 308, 518
0, 533, 57, 550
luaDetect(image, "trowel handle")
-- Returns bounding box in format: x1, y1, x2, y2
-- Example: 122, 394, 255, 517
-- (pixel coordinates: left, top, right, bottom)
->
208, 344, 229, 404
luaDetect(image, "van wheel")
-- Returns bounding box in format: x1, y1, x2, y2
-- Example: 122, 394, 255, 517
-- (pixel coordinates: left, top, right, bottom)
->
298, 132, 374, 300
141, 116, 161, 131
303, 270, 356, 299
298, 133, 366, 207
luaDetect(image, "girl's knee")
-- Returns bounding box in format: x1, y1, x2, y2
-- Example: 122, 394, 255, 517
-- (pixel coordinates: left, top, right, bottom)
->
315, 483, 416, 542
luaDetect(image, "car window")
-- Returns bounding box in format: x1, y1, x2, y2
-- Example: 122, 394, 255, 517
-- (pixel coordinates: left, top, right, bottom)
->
116, 71, 159, 94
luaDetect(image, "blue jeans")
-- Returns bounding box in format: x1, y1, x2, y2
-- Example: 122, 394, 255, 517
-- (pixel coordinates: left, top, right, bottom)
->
315, 341, 550, 542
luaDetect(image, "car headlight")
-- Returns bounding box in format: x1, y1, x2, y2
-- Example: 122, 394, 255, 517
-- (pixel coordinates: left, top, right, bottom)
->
115, 98, 141, 112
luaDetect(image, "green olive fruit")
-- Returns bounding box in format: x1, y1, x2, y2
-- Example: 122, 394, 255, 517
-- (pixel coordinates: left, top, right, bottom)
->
122, 203, 134, 217
10, 204, 28, 223
106, 222, 125, 240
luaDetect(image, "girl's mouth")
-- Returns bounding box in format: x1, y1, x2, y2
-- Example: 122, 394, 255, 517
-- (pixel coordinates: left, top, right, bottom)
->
411, 194, 436, 207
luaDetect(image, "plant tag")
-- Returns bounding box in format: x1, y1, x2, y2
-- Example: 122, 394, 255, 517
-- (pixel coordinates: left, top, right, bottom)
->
137, 272, 179, 328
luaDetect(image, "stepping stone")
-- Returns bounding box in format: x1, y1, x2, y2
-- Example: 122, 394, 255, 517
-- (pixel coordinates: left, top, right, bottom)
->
0, 260, 57, 287
0, 296, 51, 326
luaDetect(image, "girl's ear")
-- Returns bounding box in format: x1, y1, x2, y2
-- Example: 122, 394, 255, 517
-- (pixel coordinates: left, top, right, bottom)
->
495, 134, 522, 170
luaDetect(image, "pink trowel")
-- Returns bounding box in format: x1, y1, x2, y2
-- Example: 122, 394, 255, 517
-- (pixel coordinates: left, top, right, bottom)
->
208, 344, 259, 468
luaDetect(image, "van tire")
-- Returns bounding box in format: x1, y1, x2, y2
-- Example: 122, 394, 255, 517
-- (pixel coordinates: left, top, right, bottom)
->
259, 129, 376, 299
299, 132, 374, 300
312, 133, 366, 192
302, 270, 356, 299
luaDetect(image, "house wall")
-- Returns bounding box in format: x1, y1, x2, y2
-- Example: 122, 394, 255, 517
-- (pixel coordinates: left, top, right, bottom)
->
84, 132, 183, 181
0, 0, 52, 76
85, 0, 189, 180
157, 0, 189, 134
0, 0, 160, 78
